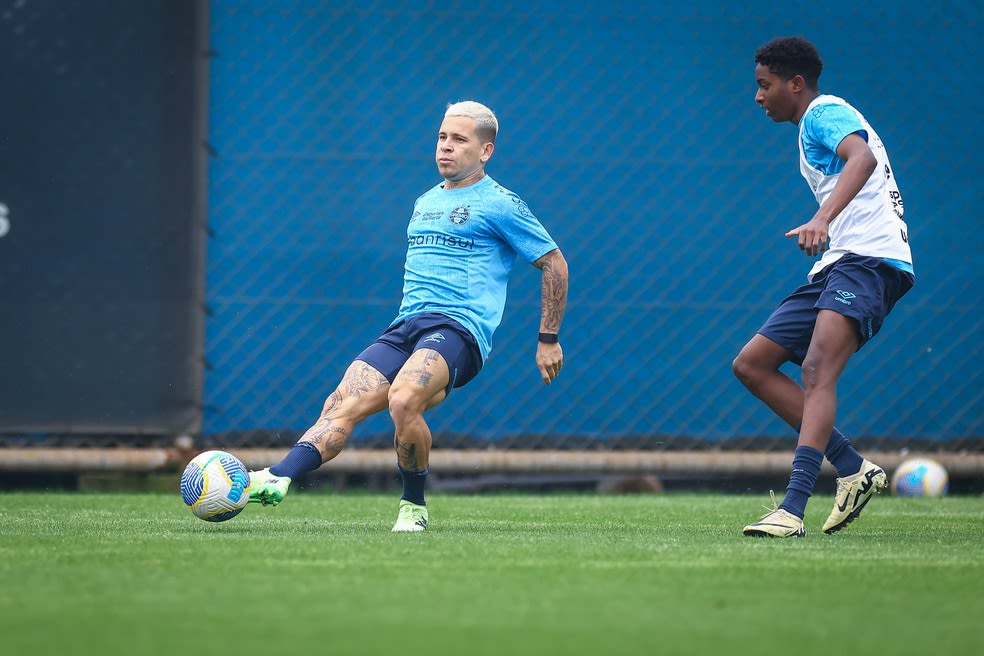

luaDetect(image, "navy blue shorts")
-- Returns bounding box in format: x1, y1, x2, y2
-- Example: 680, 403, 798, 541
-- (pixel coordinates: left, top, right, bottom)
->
355, 312, 483, 396
758, 253, 914, 364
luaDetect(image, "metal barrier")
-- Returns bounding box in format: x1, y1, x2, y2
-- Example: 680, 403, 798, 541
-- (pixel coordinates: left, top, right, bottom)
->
2, 448, 981, 478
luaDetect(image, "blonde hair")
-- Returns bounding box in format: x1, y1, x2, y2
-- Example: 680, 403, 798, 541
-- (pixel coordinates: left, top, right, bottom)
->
445, 100, 498, 143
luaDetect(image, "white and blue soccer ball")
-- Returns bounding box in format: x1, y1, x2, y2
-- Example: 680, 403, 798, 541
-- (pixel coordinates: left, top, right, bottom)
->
180, 450, 251, 521
891, 457, 949, 497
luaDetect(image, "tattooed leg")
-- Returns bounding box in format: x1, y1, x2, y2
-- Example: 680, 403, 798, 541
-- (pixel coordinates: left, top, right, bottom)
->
393, 435, 421, 471
389, 349, 449, 471
298, 360, 390, 462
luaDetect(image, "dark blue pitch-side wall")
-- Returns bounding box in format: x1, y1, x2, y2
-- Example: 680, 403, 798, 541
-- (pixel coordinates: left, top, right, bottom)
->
0, 0, 208, 435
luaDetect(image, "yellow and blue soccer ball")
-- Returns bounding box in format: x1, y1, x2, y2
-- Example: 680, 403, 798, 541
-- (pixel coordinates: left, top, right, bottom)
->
891, 457, 949, 497
180, 450, 251, 521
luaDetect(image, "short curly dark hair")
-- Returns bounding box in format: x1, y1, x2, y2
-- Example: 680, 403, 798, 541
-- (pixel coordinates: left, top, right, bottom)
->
755, 37, 823, 90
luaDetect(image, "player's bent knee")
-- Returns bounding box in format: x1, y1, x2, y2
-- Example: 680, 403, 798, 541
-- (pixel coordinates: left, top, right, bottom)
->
387, 387, 427, 424
799, 355, 838, 390
732, 353, 757, 385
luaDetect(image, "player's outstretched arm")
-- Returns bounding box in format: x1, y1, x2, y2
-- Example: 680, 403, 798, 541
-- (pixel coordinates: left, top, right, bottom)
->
786, 133, 877, 256
532, 248, 568, 384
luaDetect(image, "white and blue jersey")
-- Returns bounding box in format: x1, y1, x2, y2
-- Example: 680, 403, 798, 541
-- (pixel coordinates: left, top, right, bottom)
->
798, 94, 913, 280
393, 175, 557, 361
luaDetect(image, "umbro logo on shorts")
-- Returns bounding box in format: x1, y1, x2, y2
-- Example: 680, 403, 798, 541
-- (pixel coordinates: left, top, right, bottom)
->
422, 332, 446, 344
834, 290, 856, 305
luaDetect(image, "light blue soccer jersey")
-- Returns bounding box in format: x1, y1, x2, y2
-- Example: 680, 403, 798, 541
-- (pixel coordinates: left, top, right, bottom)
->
394, 175, 557, 360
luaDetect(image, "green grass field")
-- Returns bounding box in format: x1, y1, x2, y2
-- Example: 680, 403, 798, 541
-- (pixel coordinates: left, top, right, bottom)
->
1, 491, 982, 655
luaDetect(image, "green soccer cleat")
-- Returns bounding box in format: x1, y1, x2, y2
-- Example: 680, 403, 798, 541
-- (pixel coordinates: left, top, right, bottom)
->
823, 459, 888, 534
248, 468, 291, 506
743, 492, 805, 538
391, 499, 428, 532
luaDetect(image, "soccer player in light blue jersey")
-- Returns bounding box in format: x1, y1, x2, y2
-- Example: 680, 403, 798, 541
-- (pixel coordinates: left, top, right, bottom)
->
735, 37, 914, 538
248, 101, 569, 531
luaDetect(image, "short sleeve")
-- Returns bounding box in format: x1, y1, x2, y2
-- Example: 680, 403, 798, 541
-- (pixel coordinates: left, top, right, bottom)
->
802, 103, 869, 174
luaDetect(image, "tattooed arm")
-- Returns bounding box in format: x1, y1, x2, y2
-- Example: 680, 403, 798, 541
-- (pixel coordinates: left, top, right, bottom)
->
532, 248, 568, 384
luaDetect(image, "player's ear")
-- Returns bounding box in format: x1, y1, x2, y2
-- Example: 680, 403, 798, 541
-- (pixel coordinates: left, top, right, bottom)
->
481, 142, 494, 162
790, 74, 807, 93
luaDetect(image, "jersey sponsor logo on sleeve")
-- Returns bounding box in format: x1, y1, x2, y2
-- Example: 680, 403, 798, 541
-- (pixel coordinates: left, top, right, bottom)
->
493, 184, 534, 217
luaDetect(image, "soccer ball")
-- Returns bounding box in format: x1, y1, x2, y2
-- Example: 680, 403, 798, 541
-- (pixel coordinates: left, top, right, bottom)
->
180, 450, 251, 521
891, 457, 949, 497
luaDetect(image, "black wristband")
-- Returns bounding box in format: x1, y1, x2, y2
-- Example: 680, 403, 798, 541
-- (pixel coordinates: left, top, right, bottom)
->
538, 332, 559, 344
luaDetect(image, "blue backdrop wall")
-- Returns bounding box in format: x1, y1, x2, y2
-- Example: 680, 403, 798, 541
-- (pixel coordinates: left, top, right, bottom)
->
203, 1, 983, 444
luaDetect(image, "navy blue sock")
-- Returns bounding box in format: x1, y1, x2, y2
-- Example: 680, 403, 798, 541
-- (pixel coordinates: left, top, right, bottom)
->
779, 445, 824, 519
824, 427, 864, 477
398, 465, 428, 506
269, 441, 323, 479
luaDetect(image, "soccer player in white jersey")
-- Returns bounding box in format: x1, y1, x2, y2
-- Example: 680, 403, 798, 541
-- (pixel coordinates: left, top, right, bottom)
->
248, 101, 568, 531
735, 37, 914, 537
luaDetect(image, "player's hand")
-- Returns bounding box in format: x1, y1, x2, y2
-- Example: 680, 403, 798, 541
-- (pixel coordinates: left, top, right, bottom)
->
536, 342, 563, 385
785, 217, 830, 257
